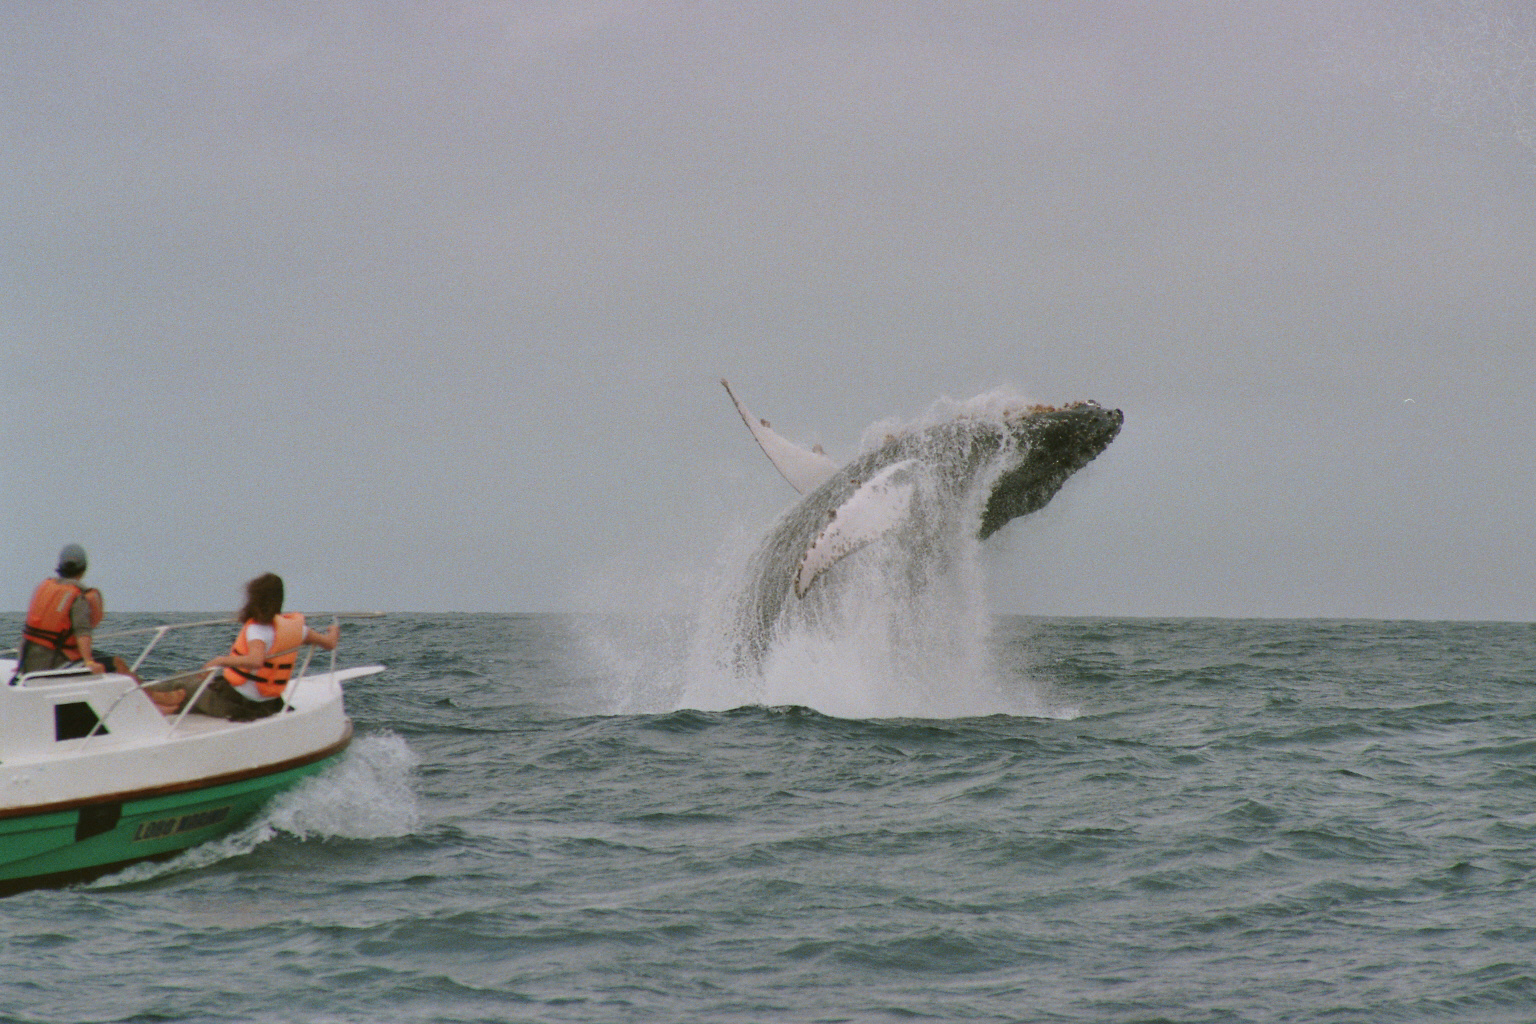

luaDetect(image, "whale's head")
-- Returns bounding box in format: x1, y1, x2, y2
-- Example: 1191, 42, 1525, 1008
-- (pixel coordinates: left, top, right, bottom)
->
978, 401, 1123, 539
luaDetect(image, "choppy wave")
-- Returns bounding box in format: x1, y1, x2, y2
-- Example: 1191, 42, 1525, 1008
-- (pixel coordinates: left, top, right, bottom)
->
6, 614, 1536, 1024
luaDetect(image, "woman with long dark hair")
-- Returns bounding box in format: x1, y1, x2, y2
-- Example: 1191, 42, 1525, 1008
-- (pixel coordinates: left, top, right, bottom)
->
192, 573, 340, 721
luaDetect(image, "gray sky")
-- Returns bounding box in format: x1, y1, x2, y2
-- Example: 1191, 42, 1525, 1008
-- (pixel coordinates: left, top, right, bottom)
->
4, 1, 1534, 620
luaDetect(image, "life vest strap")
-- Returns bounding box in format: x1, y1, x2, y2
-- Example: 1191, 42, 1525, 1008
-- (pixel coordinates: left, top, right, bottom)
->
225, 664, 264, 684
22, 623, 73, 648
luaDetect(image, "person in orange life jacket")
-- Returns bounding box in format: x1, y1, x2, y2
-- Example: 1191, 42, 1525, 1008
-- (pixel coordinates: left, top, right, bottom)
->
13, 544, 137, 684
188, 573, 338, 721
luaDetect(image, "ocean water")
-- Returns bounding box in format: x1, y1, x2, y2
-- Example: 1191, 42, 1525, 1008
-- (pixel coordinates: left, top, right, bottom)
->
3, 612, 1536, 1023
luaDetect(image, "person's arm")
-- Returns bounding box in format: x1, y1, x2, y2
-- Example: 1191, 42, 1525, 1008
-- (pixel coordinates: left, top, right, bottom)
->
205, 638, 268, 671
305, 623, 340, 651
70, 591, 104, 673
76, 633, 105, 674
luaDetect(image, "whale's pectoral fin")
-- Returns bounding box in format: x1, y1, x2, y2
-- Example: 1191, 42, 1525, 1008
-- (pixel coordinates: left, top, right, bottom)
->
794, 460, 919, 598
722, 379, 839, 495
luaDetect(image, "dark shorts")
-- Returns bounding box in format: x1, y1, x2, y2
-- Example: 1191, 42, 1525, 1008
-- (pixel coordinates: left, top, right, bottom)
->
189, 678, 286, 721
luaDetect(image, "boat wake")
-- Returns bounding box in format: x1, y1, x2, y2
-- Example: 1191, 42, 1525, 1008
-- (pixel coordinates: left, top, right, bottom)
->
86, 732, 419, 890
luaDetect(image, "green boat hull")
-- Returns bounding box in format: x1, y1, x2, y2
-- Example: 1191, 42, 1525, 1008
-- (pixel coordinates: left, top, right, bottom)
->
0, 749, 345, 896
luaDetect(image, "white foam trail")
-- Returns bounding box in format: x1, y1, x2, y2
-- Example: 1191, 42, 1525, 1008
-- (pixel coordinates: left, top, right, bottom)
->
260, 731, 420, 839
86, 732, 419, 889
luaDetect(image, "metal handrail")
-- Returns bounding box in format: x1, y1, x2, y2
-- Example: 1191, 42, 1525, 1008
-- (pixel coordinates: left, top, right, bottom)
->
17, 612, 382, 746
7, 618, 234, 686
277, 613, 381, 709
166, 669, 223, 733
91, 618, 237, 643
1, 618, 235, 661
282, 642, 319, 711
127, 618, 237, 673
82, 641, 321, 746
81, 667, 222, 746
83, 613, 375, 740
7, 613, 381, 684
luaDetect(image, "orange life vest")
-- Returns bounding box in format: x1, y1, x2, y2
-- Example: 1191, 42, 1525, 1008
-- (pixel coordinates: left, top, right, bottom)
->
22, 578, 97, 661
223, 613, 306, 699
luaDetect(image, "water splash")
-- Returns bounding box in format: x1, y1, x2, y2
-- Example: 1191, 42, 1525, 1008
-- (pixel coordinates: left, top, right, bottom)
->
260, 731, 420, 839
712, 529, 1014, 719
580, 388, 1084, 720
87, 732, 419, 889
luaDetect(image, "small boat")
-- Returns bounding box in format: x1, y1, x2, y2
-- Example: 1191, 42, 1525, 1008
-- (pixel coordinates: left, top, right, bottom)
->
1, 618, 382, 895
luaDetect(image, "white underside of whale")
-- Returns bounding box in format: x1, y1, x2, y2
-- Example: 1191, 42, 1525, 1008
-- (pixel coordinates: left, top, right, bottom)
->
724, 380, 919, 598
794, 459, 918, 598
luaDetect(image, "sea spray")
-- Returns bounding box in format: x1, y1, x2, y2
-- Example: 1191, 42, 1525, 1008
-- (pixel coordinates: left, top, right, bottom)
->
260, 731, 420, 839
696, 460, 1008, 717
576, 611, 695, 714
579, 387, 1102, 719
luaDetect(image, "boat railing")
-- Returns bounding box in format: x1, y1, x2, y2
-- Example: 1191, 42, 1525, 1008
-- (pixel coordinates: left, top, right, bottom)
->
75, 665, 226, 744
155, 628, 328, 732
159, 667, 222, 735
150, 617, 361, 735
7, 618, 235, 689
8, 614, 381, 745
120, 618, 240, 674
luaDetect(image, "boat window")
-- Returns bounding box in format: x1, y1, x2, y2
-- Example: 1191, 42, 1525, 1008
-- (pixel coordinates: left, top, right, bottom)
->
55, 702, 108, 741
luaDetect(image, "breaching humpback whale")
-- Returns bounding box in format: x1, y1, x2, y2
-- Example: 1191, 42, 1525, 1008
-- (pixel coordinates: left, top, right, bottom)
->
722, 381, 1122, 668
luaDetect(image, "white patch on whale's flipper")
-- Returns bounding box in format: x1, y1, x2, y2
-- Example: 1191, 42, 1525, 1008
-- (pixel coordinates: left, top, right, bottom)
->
722, 379, 839, 495
794, 459, 919, 598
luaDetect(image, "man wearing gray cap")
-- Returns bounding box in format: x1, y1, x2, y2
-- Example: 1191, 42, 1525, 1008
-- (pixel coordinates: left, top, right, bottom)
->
15, 543, 115, 678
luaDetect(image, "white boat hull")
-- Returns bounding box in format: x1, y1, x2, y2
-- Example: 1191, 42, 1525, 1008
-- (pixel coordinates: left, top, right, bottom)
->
1, 660, 382, 893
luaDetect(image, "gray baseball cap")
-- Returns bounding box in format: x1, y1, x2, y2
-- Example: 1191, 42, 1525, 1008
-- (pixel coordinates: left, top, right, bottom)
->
57, 543, 88, 576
